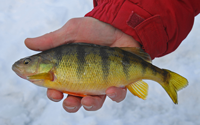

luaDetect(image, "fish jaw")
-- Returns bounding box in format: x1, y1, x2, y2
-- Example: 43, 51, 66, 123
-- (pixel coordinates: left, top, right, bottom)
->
12, 63, 27, 79
12, 60, 38, 80
27, 79, 45, 87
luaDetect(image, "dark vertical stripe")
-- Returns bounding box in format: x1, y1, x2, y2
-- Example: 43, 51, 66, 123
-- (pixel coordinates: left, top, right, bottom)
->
131, 53, 149, 75
121, 50, 131, 79
52, 44, 75, 66
150, 64, 158, 76
161, 69, 170, 83
54, 45, 65, 66
77, 45, 86, 77
140, 59, 148, 75
99, 48, 109, 80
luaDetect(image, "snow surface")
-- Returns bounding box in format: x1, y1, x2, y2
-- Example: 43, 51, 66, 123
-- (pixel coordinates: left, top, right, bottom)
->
0, 0, 200, 125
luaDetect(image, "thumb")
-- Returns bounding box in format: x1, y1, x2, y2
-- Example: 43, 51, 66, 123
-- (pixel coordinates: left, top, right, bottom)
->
25, 29, 71, 51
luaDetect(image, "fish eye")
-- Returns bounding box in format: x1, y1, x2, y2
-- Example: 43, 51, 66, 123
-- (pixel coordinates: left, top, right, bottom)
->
24, 58, 31, 65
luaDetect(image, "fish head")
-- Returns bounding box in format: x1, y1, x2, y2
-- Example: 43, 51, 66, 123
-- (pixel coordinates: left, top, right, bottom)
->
12, 55, 41, 79
12, 54, 55, 86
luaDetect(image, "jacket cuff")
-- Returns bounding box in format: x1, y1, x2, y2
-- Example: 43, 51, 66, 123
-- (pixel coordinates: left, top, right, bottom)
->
85, 0, 168, 59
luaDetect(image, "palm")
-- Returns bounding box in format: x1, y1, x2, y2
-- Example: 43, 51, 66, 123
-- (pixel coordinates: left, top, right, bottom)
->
25, 17, 140, 113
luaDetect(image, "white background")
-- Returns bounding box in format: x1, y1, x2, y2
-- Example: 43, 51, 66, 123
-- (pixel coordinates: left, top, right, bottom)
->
0, 0, 200, 125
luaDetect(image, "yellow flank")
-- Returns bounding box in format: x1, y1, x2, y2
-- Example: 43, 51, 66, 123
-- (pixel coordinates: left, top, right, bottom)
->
44, 52, 130, 95
128, 63, 143, 81
51, 53, 102, 94
107, 55, 127, 85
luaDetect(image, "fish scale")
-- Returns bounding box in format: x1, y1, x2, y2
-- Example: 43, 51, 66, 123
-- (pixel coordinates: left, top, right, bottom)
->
12, 43, 188, 104
53, 44, 130, 94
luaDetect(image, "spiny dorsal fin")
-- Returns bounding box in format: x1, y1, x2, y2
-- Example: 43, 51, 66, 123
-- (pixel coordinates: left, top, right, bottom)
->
126, 80, 149, 100
119, 47, 152, 63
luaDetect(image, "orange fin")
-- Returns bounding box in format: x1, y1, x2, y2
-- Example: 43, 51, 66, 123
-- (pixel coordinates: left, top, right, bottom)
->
62, 91, 87, 97
27, 71, 54, 81
126, 80, 148, 100
119, 47, 152, 63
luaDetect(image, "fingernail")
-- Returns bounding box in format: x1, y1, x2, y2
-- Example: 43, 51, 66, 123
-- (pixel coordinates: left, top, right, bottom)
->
51, 98, 61, 102
65, 106, 76, 110
83, 105, 93, 109
122, 88, 126, 92
107, 93, 116, 99
48, 92, 61, 102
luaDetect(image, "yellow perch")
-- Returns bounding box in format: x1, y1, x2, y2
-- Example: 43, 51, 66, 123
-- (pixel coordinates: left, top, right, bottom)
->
12, 43, 188, 104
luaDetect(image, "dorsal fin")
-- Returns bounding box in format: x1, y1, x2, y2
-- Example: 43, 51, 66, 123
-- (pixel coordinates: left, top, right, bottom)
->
119, 47, 152, 63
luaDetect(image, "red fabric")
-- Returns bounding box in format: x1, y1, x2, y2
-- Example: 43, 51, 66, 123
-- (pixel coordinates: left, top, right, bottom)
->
85, 0, 200, 59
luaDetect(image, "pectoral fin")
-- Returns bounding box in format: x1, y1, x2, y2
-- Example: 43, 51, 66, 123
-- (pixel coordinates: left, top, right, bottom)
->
27, 71, 54, 81
126, 80, 149, 100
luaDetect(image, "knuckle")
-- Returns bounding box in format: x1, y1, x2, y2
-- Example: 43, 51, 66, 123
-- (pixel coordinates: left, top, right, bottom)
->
66, 18, 81, 29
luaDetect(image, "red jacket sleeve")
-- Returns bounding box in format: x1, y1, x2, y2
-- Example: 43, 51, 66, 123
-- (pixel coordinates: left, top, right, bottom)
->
85, 0, 200, 59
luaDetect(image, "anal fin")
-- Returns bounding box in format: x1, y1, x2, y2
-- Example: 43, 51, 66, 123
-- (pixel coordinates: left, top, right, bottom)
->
126, 80, 149, 100
62, 91, 87, 97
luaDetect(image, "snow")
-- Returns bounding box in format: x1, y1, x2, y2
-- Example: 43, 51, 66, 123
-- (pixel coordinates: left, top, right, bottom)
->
0, 0, 200, 125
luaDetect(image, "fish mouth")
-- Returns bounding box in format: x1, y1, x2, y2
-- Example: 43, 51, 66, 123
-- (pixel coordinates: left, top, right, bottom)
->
12, 64, 20, 72
12, 64, 27, 79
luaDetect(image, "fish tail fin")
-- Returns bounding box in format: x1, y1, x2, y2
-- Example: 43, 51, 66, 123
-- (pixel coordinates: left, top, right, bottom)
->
160, 69, 188, 104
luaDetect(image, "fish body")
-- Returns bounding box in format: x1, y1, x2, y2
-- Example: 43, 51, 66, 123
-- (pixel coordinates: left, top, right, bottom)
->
12, 43, 188, 104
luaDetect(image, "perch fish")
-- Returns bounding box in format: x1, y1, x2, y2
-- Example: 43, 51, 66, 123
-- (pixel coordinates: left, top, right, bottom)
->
12, 43, 188, 104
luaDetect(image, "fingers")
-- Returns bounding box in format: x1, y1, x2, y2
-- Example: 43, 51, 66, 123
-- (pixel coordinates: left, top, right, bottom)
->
62, 95, 106, 113
81, 95, 106, 111
106, 86, 127, 103
25, 30, 66, 51
47, 89, 64, 102
62, 87, 126, 113
25, 33, 55, 51
63, 95, 82, 113
48, 87, 126, 113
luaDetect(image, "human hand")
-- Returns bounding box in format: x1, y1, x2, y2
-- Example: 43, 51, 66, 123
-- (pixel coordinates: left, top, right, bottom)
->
25, 17, 141, 113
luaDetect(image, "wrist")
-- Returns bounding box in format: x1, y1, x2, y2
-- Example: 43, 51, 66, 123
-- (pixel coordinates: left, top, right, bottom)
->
110, 29, 141, 48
